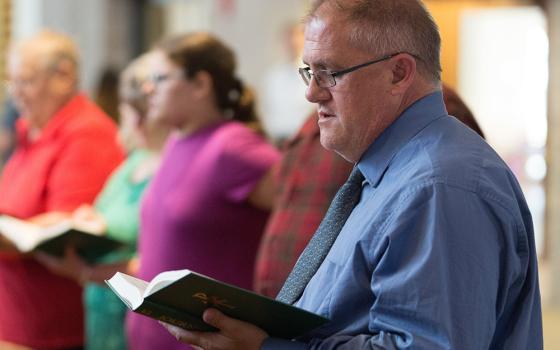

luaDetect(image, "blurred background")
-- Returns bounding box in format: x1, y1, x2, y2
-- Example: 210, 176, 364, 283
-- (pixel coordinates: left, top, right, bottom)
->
0, 0, 559, 347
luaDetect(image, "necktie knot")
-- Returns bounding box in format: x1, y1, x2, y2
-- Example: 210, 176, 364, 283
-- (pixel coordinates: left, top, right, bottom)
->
346, 166, 364, 189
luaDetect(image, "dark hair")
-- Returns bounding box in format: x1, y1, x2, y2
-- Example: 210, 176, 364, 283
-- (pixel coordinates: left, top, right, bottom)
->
95, 67, 120, 122
308, 0, 442, 82
442, 84, 485, 139
156, 32, 262, 133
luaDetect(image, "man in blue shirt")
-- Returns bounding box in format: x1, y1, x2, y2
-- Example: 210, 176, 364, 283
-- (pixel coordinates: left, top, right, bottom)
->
162, 0, 543, 348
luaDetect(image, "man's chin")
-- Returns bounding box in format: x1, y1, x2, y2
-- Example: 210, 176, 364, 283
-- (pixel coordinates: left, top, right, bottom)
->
319, 134, 339, 153
319, 136, 356, 163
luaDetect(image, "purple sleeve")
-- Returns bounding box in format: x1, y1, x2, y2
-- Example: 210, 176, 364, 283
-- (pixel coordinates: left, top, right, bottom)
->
217, 128, 280, 203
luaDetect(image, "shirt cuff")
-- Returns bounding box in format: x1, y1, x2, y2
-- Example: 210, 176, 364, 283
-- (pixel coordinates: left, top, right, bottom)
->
262, 337, 308, 349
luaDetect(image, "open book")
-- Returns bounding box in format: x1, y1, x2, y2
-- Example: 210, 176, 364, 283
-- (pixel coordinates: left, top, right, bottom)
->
106, 270, 329, 339
0, 215, 125, 261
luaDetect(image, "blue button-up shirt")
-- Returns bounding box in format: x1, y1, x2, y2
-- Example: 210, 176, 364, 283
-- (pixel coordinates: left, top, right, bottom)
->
264, 92, 542, 349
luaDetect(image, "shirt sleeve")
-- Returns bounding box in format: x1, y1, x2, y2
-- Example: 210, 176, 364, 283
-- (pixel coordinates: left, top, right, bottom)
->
94, 153, 147, 244
216, 129, 280, 203
306, 183, 528, 349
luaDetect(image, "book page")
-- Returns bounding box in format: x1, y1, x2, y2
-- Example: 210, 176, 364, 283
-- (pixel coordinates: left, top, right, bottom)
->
107, 272, 150, 309
0, 216, 45, 252
144, 269, 191, 298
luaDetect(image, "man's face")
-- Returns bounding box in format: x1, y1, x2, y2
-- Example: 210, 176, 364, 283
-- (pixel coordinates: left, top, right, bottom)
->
7, 51, 56, 128
302, 8, 399, 162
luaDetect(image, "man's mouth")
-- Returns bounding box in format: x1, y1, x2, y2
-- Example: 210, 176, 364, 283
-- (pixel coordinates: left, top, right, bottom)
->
318, 111, 335, 120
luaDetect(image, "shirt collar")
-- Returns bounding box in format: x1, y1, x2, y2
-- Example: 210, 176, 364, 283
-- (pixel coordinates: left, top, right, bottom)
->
357, 91, 448, 188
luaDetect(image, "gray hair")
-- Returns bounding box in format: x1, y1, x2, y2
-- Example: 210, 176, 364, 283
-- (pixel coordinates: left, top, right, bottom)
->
307, 0, 441, 82
11, 29, 80, 76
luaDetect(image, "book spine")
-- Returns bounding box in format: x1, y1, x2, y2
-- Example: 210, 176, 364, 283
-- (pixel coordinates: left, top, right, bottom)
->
137, 300, 218, 332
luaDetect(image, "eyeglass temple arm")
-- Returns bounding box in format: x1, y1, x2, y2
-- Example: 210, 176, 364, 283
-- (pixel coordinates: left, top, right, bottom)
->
331, 52, 419, 78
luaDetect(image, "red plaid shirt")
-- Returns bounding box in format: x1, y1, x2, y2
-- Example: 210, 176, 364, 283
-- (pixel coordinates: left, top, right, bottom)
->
254, 114, 353, 298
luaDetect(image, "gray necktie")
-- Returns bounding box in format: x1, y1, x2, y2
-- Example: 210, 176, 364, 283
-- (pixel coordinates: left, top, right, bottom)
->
276, 167, 364, 304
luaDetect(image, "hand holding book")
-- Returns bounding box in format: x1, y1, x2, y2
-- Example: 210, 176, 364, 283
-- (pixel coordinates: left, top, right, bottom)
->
160, 308, 268, 350
71, 204, 108, 234
0, 214, 124, 261
35, 246, 91, 284
106, 269, 328, 340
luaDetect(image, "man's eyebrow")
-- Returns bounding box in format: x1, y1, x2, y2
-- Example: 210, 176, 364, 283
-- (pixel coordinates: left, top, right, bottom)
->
302, 59, 330, 70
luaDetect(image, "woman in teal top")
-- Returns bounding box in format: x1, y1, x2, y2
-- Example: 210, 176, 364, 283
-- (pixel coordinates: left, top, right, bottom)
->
36, 52, 171, 350
82, 149, 153, 350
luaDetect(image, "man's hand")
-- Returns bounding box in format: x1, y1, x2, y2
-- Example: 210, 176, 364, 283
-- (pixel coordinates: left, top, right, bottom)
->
72, 205, 107, 234
28, 211, 71, 226
160, 308, 269, 350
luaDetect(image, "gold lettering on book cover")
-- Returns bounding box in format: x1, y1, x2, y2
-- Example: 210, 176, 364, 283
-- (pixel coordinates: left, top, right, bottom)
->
157, 315, 194, 329
139, 308, 153, 316
193, 292, 235, 309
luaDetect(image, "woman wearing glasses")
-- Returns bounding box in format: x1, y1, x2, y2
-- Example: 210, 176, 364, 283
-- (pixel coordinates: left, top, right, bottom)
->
125, 32, 279, 350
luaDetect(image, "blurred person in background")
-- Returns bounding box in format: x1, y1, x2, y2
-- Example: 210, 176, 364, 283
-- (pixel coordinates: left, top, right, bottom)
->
262, 22, 313, 144
442, 83, 484, 138
0, 30, 124, 349
254, 84, 485, 298
93, 67, 120, 124
125, 32, 280, 350
36, 51, 171, 350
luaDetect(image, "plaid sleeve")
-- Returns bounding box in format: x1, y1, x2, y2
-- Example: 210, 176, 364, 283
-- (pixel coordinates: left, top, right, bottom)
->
254, 125, 353, 297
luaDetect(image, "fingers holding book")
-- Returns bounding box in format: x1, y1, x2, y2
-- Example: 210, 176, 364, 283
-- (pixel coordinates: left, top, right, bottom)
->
160, 308, 269, 350
34, 246, 91, 284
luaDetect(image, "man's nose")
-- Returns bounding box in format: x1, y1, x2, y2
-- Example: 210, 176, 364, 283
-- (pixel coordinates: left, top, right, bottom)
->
305, 77, 331, 103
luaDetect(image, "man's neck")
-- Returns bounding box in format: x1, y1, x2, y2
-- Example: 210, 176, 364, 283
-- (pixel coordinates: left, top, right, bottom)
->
395, 81, 440, 119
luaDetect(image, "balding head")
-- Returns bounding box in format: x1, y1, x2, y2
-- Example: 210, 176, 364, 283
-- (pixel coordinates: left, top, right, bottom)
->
7, 30, 80, 129
307, 0, 441, 84
301, 0, 442, 162
11, 29, 79, 78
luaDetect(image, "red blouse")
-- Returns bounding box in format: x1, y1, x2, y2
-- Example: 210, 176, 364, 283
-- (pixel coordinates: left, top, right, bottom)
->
0, 94, 124, 348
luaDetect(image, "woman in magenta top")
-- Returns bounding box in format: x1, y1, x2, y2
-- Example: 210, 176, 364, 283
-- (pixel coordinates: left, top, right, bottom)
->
126, 33, 280, 350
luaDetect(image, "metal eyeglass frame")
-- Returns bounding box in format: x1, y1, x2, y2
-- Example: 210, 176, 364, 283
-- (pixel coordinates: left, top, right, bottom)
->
298, 52, 420, 88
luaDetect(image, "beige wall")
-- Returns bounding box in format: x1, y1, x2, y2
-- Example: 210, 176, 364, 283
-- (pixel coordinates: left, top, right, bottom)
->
546, 0, 560, 308
425, 0, 528, 89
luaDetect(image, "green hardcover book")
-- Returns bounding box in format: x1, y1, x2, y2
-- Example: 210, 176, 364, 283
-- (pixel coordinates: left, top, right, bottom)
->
0, 215, 125, 262
105, 270, 329, 339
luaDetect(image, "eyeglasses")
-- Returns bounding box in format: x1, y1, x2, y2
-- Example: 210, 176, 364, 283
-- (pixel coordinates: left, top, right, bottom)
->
4, 68, 60, 94
148, 71, 185, 85
4, 76, 42, 93
298, 52, 418, 88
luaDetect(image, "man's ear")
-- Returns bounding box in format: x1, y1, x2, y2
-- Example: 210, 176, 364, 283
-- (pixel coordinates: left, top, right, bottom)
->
389, 54, 416, 95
